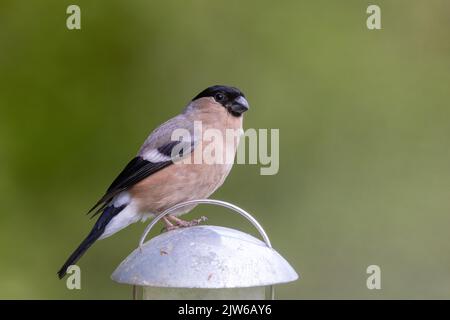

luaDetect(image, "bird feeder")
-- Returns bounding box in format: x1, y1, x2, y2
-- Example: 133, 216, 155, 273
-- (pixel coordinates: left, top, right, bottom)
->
111, 199, 298, 299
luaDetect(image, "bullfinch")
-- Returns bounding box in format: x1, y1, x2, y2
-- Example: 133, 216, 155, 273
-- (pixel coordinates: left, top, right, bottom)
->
57, 85, 249, 278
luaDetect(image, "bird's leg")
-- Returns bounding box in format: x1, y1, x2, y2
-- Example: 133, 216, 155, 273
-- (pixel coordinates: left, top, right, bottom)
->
167, 215, 208, 227
161, 216, 178, 232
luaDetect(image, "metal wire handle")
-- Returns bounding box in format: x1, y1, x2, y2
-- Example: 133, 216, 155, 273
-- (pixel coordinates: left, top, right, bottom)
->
139, 199, 272, 248
138, 198, 275, 300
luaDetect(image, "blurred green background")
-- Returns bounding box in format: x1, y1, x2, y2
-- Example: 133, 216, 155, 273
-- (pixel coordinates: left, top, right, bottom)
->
1, 0, 450, 299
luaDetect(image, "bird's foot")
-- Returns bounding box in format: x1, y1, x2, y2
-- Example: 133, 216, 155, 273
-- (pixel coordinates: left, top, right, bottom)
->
161, 215, 207, 233
160, 217, 177, 233
169, 215, 208, 227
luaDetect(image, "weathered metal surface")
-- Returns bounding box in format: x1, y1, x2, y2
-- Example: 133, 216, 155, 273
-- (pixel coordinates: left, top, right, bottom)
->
111, 225, 298, 288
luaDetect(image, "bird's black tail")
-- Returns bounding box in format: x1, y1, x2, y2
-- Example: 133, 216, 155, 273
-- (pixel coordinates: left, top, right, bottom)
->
57, 229, 102, 279
57, 204, 126, 279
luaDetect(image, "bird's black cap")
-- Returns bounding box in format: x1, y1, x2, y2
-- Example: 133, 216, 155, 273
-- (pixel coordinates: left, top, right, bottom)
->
192, 85, 245, 101
192, 85, 249, 116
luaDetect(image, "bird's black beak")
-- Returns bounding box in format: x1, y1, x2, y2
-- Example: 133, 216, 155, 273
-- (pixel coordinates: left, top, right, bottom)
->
228, 96, 249, 116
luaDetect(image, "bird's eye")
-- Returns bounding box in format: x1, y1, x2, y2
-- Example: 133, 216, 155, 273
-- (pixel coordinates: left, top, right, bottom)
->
215, 93, 225, 102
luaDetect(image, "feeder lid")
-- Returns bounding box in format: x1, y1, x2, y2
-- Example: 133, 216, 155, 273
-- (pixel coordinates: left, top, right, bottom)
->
111, 225, 298, 288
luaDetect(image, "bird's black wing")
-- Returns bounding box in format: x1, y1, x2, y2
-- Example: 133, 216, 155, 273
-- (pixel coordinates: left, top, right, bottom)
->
88, 140, 191, 217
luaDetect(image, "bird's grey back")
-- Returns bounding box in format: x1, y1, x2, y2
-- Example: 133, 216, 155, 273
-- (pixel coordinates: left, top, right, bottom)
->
138, 113, 194, 156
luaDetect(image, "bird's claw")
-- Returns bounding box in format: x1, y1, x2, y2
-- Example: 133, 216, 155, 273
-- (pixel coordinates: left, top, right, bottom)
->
175, 216, 208, 227
161, 216, 208, 233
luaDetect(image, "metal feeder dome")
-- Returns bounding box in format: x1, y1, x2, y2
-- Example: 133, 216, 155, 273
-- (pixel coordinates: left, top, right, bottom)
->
111, 199, 299, 300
